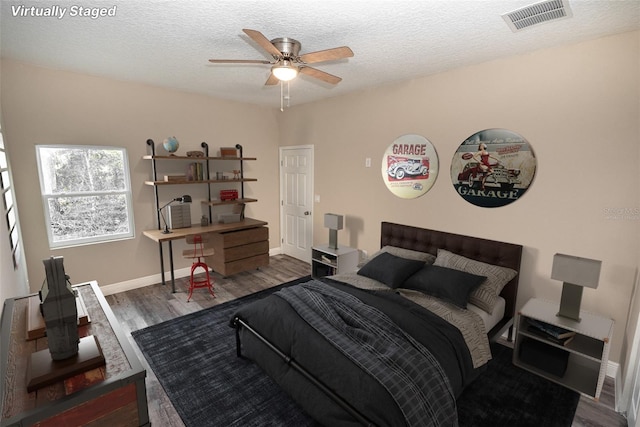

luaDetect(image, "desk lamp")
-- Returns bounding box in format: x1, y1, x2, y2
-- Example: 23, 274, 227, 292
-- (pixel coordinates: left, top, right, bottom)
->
324, 213, 344, 250
551, 253, 601, 321
158, 195, 192, 234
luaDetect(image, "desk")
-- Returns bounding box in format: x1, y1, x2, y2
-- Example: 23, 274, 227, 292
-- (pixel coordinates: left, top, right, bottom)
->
143, 218, 268, 292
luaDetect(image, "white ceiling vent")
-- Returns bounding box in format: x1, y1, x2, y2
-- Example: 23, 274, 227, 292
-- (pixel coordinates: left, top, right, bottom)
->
502, 0, 573, 32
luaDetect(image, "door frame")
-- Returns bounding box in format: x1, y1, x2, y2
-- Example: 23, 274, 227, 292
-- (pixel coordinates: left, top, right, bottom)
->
618, 269, 640, 425
279, 145, 314, 262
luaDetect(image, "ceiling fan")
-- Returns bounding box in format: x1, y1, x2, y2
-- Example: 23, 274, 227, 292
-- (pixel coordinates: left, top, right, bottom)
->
209, 29, 354, 86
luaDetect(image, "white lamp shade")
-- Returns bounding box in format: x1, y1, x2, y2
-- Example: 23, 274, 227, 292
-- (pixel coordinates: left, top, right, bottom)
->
551, 253, 601, 289
324, 213, 344, 230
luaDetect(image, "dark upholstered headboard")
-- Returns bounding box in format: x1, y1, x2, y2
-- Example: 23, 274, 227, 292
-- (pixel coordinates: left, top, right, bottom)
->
380, 222, 523, 339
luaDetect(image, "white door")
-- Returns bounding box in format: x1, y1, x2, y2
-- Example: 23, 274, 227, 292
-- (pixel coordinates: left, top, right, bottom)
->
280, 146, 313, 262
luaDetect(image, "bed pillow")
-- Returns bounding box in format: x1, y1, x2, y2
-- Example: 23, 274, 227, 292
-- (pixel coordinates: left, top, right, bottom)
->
403, 265, 487, 308
433, 249, 517, 314
358, 246, 436, 267
357, 252, 425, 288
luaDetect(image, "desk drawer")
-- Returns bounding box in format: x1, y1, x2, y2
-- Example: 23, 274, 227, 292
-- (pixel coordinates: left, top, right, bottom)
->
213, 241, 269, 262
208, 226, 268, 250
207, 253, 269, 276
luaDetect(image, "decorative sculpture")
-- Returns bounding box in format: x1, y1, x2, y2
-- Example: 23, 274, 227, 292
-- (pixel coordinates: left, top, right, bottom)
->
40, 256, 79, 360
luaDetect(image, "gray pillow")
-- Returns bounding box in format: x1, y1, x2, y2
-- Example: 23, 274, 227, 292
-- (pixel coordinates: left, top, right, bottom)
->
358, 246, 436, 268
357, 252, 425, 288
403, 265, 486, 308
433, 249, 517, 314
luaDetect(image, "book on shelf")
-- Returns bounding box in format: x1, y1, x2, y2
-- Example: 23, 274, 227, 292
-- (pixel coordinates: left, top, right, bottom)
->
164, 174, 186, 182
186, 162, 205, 181
527, 318, 576, 339
321, 255, 337, 266
526, 323, 575, 346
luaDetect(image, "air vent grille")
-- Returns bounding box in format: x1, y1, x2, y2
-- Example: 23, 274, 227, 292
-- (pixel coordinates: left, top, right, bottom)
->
502, 0, 573, 32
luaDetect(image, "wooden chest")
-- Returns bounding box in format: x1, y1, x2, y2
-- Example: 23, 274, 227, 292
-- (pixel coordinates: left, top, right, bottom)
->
206, 226, 269, 276
0, 281, 149, 427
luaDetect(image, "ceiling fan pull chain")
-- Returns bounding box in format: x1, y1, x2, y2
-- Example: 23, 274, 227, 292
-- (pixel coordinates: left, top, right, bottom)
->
280, 80, 284, 112
287, 81, 291, 108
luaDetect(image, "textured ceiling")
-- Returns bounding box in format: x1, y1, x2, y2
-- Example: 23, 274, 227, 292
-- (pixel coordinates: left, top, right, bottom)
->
1, 0, 639, 109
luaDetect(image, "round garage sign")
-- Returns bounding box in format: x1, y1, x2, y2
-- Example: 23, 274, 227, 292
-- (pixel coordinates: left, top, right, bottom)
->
381, 134, 439, 199
451, 128, 537, 208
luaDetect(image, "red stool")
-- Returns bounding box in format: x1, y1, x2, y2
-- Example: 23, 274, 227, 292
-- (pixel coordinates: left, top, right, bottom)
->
182, 234, 215, 302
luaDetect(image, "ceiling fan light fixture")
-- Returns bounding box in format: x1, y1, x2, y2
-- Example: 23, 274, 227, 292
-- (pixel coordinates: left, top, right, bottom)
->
272, 60, 298, 81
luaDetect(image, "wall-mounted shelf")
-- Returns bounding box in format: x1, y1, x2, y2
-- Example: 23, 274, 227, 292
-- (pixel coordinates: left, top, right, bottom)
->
143, 139, 268, 283
143, 155, 257, 161
144, 178, 257, 186
143, 140, 257, 226
202, 198, 258, 207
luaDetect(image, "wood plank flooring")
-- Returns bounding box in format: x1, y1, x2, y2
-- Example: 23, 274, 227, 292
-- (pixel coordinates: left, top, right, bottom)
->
105, 254, 627, 427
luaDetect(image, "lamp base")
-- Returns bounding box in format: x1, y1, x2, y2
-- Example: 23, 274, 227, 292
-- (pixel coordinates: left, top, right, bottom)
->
328, 229, 338, 250
557, 282, 583, 322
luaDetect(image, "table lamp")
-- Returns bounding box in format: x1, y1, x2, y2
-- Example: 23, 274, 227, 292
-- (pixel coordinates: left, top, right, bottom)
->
324, 213, 343, 250
551, 253, 601, 321
158, 195, 192, 234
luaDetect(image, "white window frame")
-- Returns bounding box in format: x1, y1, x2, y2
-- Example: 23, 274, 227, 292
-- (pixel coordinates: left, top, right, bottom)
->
36, 145, 135, 249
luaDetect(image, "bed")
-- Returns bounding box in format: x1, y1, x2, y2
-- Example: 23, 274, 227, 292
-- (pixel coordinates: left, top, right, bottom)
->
231, 222, 523, 426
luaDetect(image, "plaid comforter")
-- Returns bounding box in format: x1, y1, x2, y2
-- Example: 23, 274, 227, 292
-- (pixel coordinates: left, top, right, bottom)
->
276, 280, 457, 427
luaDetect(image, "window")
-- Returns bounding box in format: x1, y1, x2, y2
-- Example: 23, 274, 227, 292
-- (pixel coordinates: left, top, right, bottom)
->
36, 145, 135, 248
0, 129, 22, 269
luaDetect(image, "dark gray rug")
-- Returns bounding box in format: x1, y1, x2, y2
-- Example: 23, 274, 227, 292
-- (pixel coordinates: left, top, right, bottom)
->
132, 276, 580, 427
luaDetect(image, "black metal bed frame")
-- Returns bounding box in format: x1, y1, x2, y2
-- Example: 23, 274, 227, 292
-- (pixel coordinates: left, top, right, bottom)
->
231, 222, 523, 426
233, 316, 375, 426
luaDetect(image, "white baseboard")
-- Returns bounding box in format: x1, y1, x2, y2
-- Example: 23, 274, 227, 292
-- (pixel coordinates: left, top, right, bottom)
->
100, 247, 284, 296
608, 360, 620, 380
100, 267, 192, 296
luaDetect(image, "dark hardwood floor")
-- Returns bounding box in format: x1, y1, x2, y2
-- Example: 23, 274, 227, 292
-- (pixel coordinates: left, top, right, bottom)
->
105, 254, 627, 427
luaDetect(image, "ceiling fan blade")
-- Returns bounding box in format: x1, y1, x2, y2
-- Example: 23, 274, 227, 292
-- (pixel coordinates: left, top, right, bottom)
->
299, 66, 342, 85
242, 29, 283, 58
265, 73, 279, 86
299, 46, 354, 64
209, 59, 272, 64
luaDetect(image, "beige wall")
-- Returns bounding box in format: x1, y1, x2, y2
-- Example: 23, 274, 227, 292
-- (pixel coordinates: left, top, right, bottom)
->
1, 60, 281, 290
278, 31, 640, 363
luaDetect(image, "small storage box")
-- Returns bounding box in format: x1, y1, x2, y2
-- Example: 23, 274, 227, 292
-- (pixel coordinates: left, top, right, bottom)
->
519, 338, 569, 377
218, 213, 241, 224
167, 204, 191, 229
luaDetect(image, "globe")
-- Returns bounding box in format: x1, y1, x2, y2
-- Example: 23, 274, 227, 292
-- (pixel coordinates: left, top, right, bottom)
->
163, 136, 179, 155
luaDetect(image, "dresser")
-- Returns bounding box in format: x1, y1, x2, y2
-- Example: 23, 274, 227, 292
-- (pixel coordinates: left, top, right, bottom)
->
0, 281, 149, 426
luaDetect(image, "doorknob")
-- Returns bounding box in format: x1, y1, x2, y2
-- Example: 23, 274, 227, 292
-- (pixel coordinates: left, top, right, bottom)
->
304, 211, 311, 215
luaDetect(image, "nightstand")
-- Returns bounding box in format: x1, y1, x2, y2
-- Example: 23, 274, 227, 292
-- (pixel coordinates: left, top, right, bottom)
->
513, 298, 614, 400
311, 244, 359, 278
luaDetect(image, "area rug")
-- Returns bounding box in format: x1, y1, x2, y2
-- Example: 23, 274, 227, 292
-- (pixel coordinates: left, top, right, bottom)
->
132, 276, 580, 427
